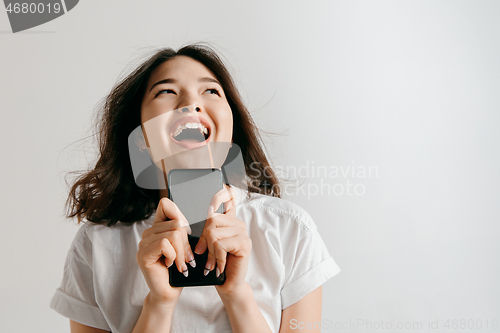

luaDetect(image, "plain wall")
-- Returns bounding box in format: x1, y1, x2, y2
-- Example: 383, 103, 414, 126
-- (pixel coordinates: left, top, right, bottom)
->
1, 0, 499, 332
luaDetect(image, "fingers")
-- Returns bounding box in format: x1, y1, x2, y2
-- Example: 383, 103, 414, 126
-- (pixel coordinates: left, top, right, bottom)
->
192, 186, 248, 278
197, 216, 249, 277
144, 219, 191, 239
194, 214, 235, 255
141, 202, 195, 276
194, 185, 239, 256
142, 230, 195, 265
139, 230, 189, 276
165, 229, 188, 277
208, 185, 237, 217
194, 185, 239, 254
143, 213, 195, 263
137, 236, 176, 269
154, 197, 189, 226
204, 224, 242, 256
205, 235, 252, 277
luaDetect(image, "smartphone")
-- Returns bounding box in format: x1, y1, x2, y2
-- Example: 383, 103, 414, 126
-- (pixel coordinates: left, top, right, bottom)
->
167, 168, 226, 287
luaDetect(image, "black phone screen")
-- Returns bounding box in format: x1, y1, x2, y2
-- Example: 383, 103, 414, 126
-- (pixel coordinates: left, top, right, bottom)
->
167, 168, 226, 287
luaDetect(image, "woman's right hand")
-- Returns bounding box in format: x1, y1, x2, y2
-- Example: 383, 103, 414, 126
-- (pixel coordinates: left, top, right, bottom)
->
136, 197, 195, 305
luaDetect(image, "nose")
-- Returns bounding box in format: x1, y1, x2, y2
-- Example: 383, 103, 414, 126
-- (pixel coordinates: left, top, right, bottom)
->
179, 105, 201, 113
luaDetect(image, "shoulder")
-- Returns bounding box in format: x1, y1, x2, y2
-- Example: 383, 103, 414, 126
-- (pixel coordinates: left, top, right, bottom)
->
78, 216, 155, 238
233, 186, 318, 236
70, 217, 154, 258
64, 222, 94, 266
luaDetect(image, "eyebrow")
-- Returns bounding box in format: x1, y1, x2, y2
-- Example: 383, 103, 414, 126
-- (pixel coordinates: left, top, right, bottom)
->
149, 77, 222, 92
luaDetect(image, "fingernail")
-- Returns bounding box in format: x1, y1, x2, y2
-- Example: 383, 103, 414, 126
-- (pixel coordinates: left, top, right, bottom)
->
208, 205, 214, 215
204, 266, 210, 276
216, 267, 220, 277
187, 254, 196, 268
194, 242, 202, 255
181, 264, 189, 277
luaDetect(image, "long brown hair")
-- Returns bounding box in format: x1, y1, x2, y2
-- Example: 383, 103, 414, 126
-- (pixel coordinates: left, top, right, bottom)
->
66, 44, 281, 226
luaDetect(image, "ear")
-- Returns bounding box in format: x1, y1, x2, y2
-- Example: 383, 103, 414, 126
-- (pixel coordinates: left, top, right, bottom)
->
135, 127, 148, 152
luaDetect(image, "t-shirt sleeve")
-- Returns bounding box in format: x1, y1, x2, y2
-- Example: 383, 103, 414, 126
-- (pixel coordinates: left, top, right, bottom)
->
49, 225, 111, 332
280, 211, 341, 309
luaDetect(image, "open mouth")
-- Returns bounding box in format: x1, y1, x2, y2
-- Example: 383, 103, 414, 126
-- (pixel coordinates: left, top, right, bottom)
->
170, 116, 211, 148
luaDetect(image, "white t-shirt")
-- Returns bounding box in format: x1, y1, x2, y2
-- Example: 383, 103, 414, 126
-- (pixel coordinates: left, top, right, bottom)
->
50, 186, 341, 333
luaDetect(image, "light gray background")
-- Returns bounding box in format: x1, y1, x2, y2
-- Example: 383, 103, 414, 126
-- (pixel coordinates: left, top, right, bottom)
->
1, 1, 499, 332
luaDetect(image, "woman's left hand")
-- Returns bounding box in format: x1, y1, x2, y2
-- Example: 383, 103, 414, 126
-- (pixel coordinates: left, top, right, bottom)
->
194, 185, 252, 295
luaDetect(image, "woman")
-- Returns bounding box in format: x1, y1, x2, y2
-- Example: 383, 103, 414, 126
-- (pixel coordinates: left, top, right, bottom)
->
50, 44, 341, 333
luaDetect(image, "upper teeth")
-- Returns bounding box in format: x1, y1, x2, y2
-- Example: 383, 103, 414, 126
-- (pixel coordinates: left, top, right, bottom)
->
172, 122, 208, 137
